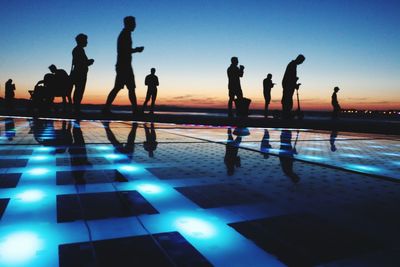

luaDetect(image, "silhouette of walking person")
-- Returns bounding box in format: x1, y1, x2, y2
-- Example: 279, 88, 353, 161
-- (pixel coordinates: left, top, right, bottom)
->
5, 117, 16, 141
144, 123, 158, 157
142, 68, 159, 114
260, 129, 272, 159
227, 57, 244, 117
263, 74, 275, 117
103, 121, 138, 162
330, 130, 338, 152
5, 79, 16, 110
331, 86, 341, 119
103, 16, 144, 115
281, 54, 305, 119
71, 33, 94, 115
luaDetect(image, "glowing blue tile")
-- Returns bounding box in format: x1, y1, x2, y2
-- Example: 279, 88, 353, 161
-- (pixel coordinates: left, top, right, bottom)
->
302, 147, 322, 152
174, 217, 216, 239
341, 147, 361, 151
300, 155, 325, 161
368, 145, 386, 149
28, 168, 50, 176
380, 152, 400, 157
36, 147, 53, 152
137, 183, 164, 194
341, 154, 367, 159
31, 155, 49, 161
0, 232, 44, 265
346, 164, 381, 173
119, 165, 138, 172
104, 153, 123, 160
17, 190, 45, 202
96, 145, 112, 151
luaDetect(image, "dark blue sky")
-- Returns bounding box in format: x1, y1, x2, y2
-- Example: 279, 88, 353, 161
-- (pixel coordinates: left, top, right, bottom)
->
1, 0, 399, 109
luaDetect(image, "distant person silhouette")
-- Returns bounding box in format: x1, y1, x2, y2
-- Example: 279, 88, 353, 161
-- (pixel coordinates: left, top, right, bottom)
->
5, 79, 16, 110
142, 68, 159, 114
224, 127, 242, 175
281, 54, 305, 119
260, 129, 272, 159
144, 123, 158, 157
279, 130, 300, 183
330, 130, 338, 152
103, 16, 144, 115
331, 86, 341, 119
263, 74, 275, 117
71, 33, 94, 114
227, 57, 244, 117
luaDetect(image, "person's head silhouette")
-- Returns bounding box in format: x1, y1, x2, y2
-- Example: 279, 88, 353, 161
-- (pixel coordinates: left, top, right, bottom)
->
75, 33, 88, 47
334, 86, 340, 93
124, 16, 136, 32
295, 54, 305, 65
231, 57, 238, 66
267, 73, 272, 79
151, 68, 156, 74
48, 64, 57, 73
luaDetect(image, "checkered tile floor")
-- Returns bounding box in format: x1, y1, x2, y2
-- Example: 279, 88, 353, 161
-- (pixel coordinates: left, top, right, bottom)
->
1, 116, 399, 266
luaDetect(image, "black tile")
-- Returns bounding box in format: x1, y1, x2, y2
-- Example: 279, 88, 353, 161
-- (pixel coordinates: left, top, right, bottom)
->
229, 213, 384, 266
0, 159, 28, 168
0, 149, 33, 155
56, 170, 127, 185
175, 183, 268, 208
59, 232, 211, 267
57, 190, 158, 222
0, 198, 10, 219
0, 173, 21, 188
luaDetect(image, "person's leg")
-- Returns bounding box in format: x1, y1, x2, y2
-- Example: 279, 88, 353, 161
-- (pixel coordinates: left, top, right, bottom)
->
73, 77, 87, 113
128, 87, 137, 113
228, 91, 234, 116
104, 70, 124, 112
150, 90, 157, 112
142, 89, 152, 112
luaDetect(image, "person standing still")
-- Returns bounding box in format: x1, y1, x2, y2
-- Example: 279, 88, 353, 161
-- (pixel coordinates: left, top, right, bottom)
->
263, 73, 275, 117
227, 57, 244, 117
142, 68, 159, 114
5, 79, 16, 110
103, 16, 144, 115
281, 54, 305, 119
71, 33, 94, 114
331, 86, 341, 119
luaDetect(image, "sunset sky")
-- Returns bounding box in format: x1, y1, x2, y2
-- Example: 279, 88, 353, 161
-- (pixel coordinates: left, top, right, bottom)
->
0, 0, 399, 110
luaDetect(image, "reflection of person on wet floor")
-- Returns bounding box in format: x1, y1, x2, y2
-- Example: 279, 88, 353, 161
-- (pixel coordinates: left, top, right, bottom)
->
331, 87, 341, 119
5, 117, 16, 141
144, 123, 158, 157
103, 121, 138, 159
279, 130, 300, 183
227, 57, 244, 117
330, 130, 338, 152
263, 74, 275, 117
224, 128, 242, 175
103, 16, 144, 115
71, 33, 94, 114
5, 79, 16, 110
260, 129, 272, 159
281, 54, 305, 119
142, 68, 159, 114
69, 120, 90, 184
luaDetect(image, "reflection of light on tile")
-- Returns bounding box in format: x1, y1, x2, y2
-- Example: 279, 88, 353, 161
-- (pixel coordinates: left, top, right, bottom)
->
120, 165, 138, 172
96, 145, 112, 151
29, 168, 49, 175
302, 147, 322, 151
341, 154, 367, 159
0, 232, 43, 264
346, 164, 381, 173
301, 155, 325, 161
32, 155, 49, 161
341, 147, 361, 151
175, 217, 216, 239
380, 152, 400, 157
368, 145, 385, 149
104, 153, 122, 160
37, 147, 52, 152
17, 190, 45, 202
137, 184, 162, 194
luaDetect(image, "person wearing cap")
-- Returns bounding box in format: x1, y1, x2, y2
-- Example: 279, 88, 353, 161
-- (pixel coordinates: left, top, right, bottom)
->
71, 33, 94, 114
281, 54, 305, 119
331, 86, 341, 119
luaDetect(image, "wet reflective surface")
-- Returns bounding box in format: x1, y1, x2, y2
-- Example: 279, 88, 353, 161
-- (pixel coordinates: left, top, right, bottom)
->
1, 116, 400, 266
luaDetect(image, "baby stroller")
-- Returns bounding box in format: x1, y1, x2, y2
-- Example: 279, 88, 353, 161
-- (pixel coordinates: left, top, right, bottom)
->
29, 70, 72, 113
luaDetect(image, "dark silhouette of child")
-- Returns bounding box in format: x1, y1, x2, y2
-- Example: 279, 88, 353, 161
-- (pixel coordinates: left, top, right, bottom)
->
227, 57, 244, 117
71, 33, 94, 114
263, 74, 275, 117
103, 16, 144, 115
331, 86, 341, 119
281, 54, 305, 119
5, 79, 16, 110
142, 68, 159, 114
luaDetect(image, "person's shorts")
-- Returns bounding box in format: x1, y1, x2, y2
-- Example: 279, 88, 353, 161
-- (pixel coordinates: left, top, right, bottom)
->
115, 66, 136, 89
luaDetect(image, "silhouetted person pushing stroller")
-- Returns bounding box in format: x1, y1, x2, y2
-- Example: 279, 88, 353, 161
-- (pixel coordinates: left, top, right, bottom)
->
71, 33, 94, 115
103, 16, 144, 115
142, 68, 159, 114
227, 57, 244, 117
331, 86, 341, 119
281, 54, 305, 119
